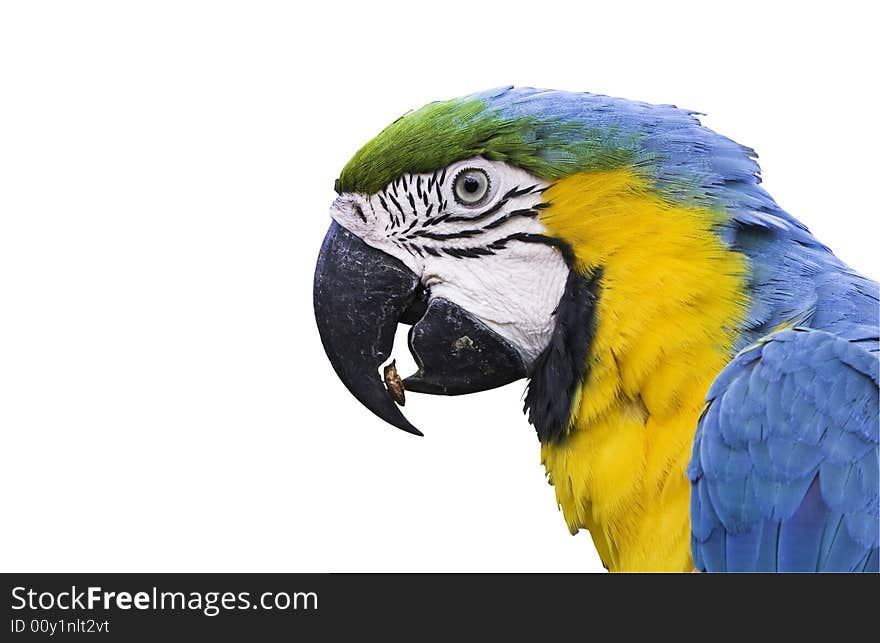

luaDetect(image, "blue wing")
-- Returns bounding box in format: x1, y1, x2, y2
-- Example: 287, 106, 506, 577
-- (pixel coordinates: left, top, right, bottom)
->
688, 327, 879, 572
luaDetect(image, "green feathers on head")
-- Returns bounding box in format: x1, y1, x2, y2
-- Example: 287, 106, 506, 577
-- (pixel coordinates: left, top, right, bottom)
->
336, 90, 636, 196
335, 86, 779, 226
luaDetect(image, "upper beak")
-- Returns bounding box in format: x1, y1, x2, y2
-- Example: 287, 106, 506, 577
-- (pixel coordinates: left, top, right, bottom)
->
313, 222, 526, 435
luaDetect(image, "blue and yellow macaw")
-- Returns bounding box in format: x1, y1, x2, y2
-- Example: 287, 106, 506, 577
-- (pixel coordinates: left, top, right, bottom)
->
313, 87, 879, 572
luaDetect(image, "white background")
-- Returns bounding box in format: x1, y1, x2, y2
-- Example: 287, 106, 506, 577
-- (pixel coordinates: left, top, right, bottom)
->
1, 1, 877, 572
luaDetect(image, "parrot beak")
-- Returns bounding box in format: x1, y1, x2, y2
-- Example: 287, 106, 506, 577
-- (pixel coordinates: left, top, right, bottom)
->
313, 222, 527, 435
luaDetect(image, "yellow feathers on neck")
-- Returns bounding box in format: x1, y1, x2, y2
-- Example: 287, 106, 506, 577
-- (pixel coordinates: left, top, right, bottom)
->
538, 169, 750, 572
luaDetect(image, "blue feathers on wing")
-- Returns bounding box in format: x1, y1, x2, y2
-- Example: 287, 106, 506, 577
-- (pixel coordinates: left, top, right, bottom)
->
689, 328, 879, 572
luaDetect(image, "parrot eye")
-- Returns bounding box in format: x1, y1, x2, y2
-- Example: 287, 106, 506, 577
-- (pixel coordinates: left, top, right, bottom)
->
452, 168, 491, 206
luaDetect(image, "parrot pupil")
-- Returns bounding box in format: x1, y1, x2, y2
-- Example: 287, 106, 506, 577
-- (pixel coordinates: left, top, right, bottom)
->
452, 167, 490, 205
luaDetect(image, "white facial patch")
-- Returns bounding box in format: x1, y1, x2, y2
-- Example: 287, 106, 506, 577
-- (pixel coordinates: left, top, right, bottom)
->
329, 158, 570, 365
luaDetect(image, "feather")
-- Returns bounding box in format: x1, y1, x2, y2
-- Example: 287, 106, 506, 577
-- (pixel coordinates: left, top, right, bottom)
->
819, 461, 869, 513
822, 518, 870, 571
856, 450, 879, 501
699, 527, 727, 572
859, 549, 878, 572
777, 479, 826, 571
724, 522, 764, 572
691, 328, 878, 571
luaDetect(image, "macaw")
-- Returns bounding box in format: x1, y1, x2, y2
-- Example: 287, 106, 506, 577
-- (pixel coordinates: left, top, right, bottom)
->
313, 87, 879, 572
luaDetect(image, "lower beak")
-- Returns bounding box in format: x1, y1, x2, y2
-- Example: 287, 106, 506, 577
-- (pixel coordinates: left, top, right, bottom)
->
313, 222, 526, 435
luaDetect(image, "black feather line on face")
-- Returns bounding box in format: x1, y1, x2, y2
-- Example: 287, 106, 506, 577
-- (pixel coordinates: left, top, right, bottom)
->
443, 198, 509, 224
502, 184, 540, 199
443, 246, 495, 258
485, 232, 575, 265
483, 208, 538, 230
415, 232, 565, 261
409, 228, 484, 241
400, 218, 419, 234
524, 263, 602, 444
389, 194, 404, 216
425, 213, 450, 226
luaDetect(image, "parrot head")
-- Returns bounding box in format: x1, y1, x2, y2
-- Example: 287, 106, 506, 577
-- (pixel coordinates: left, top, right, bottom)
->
313, 86, 785, 438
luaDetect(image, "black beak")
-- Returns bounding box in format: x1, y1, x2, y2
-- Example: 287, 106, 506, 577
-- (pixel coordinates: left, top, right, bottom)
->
404, 298, 526, 395
314, 222, 423, 435
314, 222, 527, 435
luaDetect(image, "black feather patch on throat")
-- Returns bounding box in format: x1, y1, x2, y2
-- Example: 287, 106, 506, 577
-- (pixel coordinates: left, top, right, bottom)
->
524, 265, 602, 443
